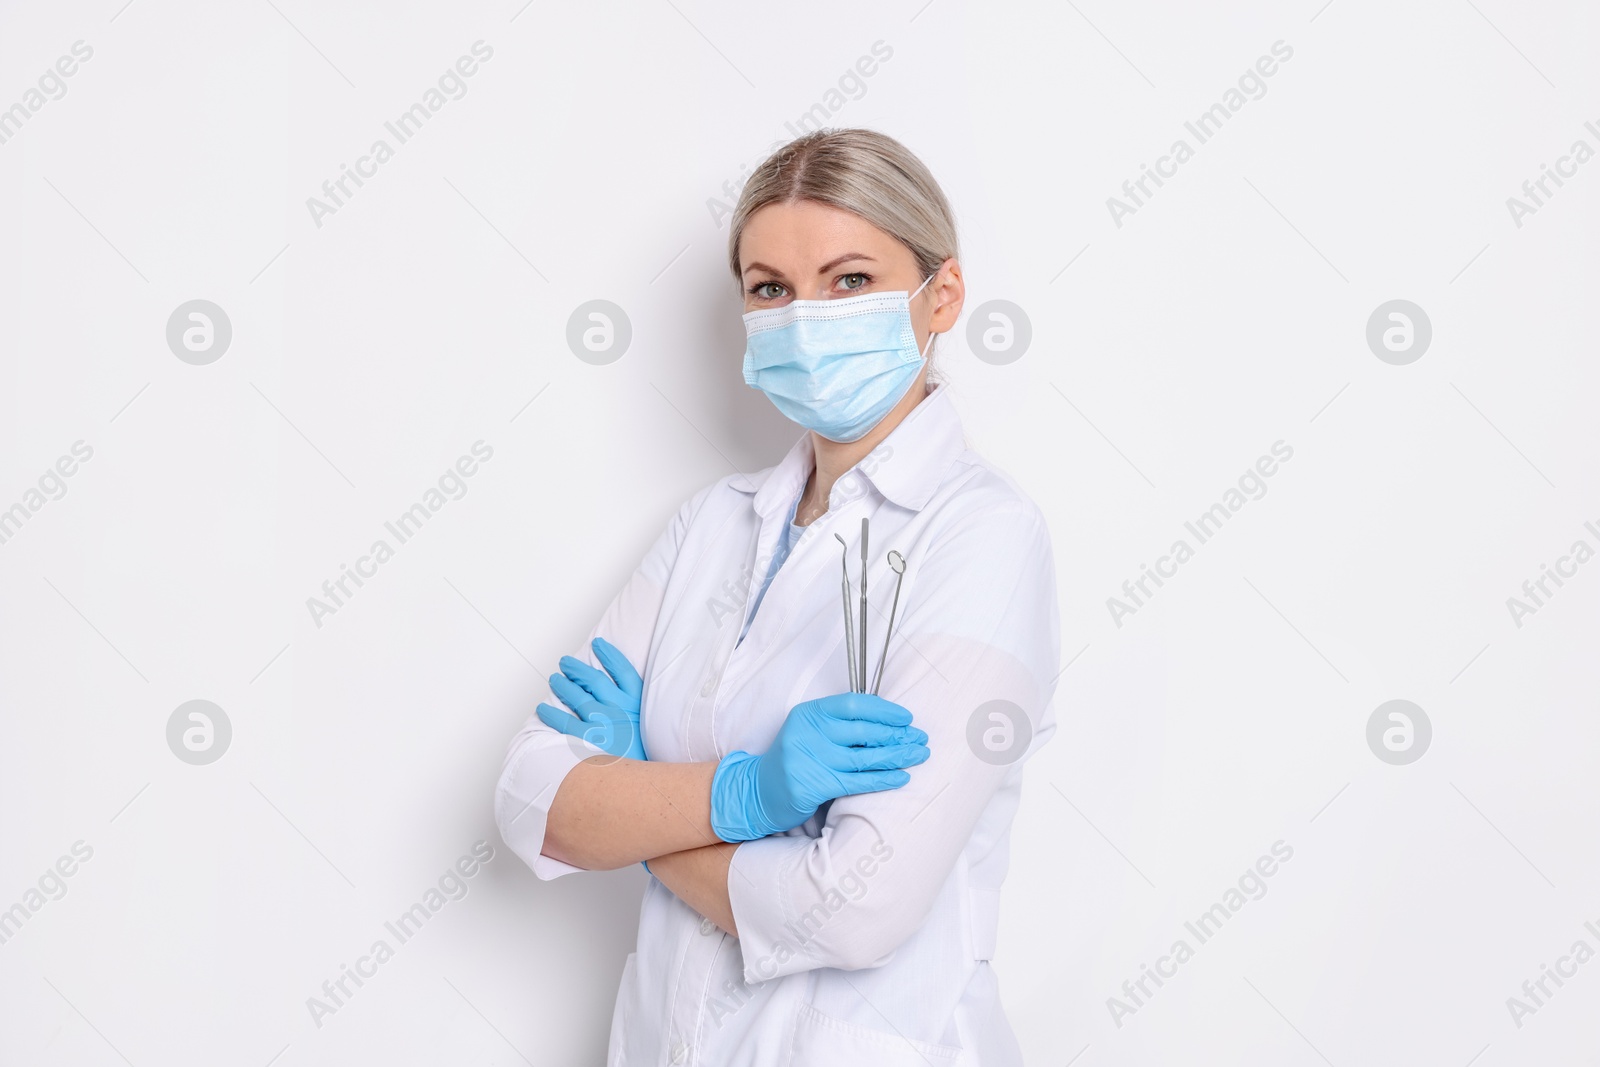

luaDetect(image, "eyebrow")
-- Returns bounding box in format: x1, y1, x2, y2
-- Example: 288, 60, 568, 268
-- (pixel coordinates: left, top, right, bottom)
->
742, 253, 878, 279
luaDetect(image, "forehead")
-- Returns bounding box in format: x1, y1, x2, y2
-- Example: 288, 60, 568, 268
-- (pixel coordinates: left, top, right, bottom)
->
740, 199, 906, 269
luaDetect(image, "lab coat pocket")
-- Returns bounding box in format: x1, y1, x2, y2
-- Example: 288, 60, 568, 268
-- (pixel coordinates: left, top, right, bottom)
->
789, 1001, 962, 1066
606, 952, 638, 1067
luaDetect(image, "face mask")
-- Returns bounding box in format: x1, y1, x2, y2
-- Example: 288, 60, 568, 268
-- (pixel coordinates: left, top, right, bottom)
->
741, 274, 936, 444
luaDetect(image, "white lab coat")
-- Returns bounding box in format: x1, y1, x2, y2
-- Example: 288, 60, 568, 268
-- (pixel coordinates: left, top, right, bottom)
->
496, 382, 1060, 1066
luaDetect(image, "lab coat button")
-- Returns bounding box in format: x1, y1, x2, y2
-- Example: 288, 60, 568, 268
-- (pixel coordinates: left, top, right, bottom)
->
699, 917, 716, 936
669, 1040, 688, 1063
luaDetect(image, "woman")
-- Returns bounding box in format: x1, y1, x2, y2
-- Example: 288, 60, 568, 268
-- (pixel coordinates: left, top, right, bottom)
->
495, 128, 1059, 1066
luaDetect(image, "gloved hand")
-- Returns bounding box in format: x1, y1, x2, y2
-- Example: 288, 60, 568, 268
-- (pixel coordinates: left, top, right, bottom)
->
710, 693, 930, 843
535, 637, 646, 761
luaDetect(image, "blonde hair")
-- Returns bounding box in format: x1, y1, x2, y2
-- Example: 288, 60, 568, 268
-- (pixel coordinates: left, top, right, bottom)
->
726, 129, 960, 370
727, 128, 959, 282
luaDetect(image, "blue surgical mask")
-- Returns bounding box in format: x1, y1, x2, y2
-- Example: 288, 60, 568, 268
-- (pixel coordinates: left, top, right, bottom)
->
741, 275, 936, 443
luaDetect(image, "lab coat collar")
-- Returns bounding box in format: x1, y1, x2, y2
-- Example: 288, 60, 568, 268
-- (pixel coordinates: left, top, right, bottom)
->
737, 382, 965, 517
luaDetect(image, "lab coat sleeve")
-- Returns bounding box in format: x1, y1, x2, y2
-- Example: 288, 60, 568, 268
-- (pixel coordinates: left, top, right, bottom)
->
727, 500, 1059, 978
494, 488, 704, 880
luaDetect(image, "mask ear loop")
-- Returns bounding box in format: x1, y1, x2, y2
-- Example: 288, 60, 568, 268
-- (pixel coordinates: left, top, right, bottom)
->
912, 273, 938, 360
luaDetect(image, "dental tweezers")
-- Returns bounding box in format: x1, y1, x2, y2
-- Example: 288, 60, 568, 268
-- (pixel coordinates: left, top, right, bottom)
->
834, 533, 857, 692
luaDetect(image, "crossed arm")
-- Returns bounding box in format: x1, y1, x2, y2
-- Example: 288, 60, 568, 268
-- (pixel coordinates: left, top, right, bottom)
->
539, 756, 741, 935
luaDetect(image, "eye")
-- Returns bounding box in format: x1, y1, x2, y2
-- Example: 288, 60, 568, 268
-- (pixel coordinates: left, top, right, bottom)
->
838, 273, 872, 291
747, 281, 787, 300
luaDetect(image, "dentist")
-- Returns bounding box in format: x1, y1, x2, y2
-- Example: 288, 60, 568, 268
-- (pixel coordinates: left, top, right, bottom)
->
496, 128, 1060, 1066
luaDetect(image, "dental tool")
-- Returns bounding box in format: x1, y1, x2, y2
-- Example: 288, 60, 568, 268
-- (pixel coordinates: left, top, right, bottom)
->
837, 522, 909, 695
835, 533, 858, 691
858, 518, 869, 697
870, 550, 906, 696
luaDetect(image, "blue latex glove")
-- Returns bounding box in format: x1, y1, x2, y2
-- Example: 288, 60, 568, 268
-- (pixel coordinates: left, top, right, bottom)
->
535, 637, 646, 761
710, 693, 930, 843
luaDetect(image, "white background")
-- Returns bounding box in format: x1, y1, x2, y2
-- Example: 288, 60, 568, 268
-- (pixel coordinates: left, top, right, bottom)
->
2, 0, 1597, 1064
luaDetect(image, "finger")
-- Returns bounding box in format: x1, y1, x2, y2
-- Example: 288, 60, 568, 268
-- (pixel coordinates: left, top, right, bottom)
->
833, 769, 913, 795
548, 673, 602, 718
536, 702, 588, 738
814, 717, 928, 748
812, 692, 913, 727
591, 637, 644, 702
810, 735, 916, 771
833, 742, 929, 773
558, 656, 622, 705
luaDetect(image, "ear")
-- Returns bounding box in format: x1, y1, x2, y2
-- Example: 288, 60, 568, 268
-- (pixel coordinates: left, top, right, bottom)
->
926, 258, 965, 333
